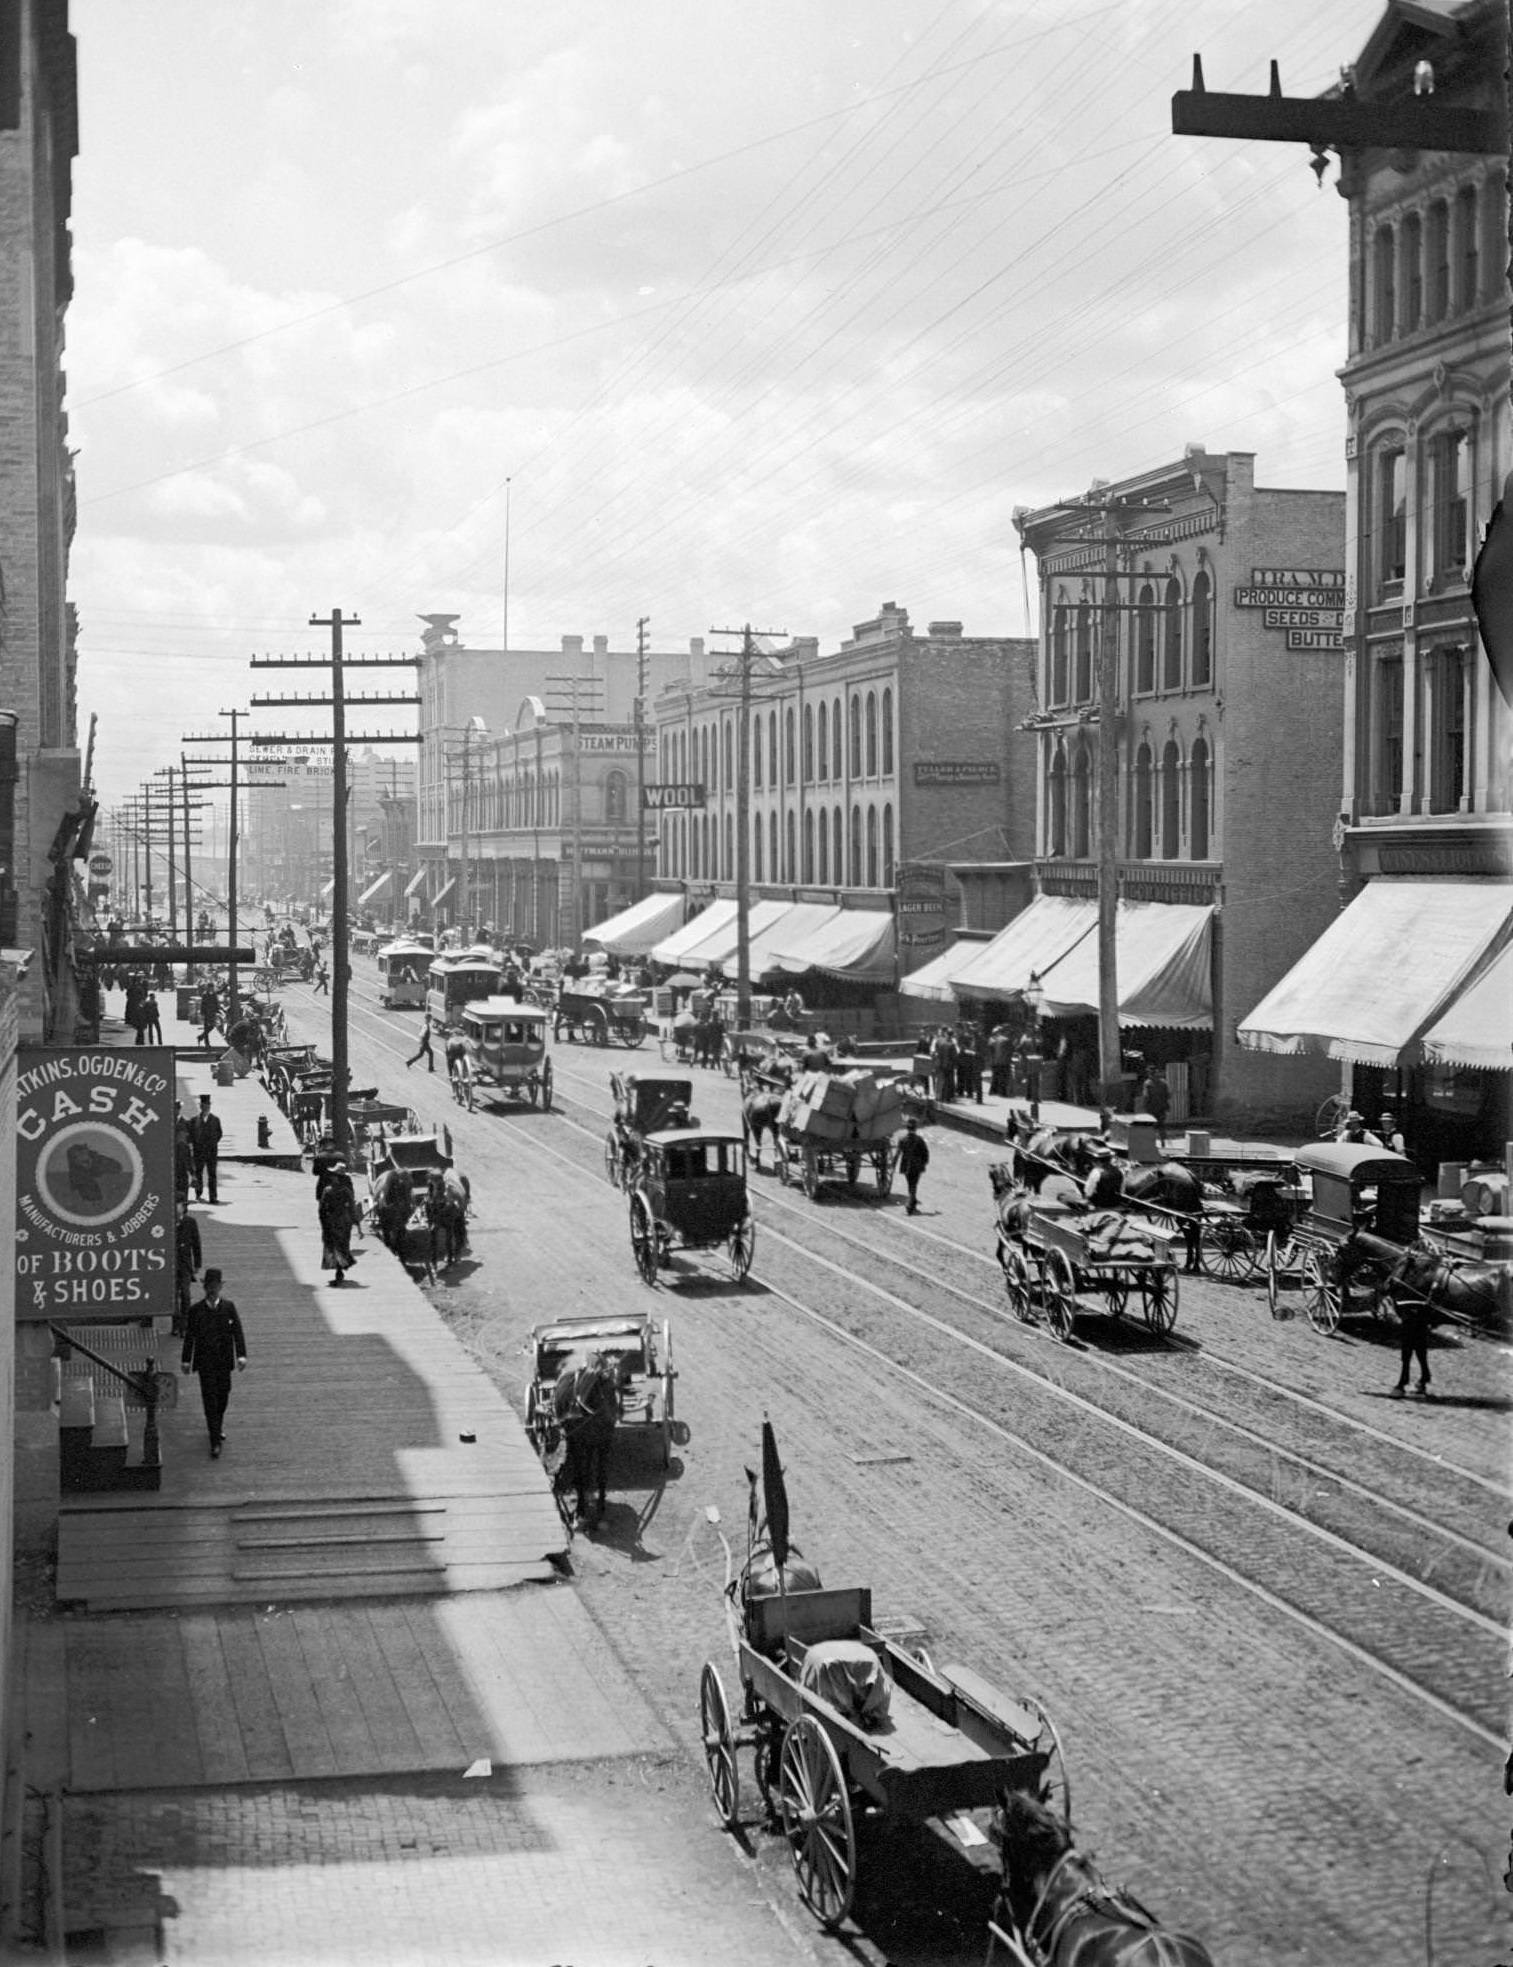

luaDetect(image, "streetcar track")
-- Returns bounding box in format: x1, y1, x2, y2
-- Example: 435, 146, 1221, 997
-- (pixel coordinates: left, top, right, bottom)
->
308, 981, 1500, 1747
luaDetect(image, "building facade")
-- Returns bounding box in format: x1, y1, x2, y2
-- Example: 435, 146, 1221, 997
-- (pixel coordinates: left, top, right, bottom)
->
1016, 452, 1346, 1124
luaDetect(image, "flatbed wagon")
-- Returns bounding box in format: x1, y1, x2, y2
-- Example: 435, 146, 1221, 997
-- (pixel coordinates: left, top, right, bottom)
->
996, 1186, 1180, 1340
554, 981, 649, 1048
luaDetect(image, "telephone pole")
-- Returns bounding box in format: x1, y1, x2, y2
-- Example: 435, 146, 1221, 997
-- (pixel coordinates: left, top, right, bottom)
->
635, 616, 650, 903
250, 615, 419, 1148
711, 625, 785, 1031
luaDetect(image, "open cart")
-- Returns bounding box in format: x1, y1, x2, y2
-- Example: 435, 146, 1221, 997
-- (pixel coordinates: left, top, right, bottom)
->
995, 1187, 1180, 1341
523, 1311, 677, 1470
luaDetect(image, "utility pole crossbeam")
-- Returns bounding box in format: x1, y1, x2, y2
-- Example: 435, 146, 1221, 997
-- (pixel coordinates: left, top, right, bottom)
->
1172, 54, 1505, 157
710, 625, 786, 1032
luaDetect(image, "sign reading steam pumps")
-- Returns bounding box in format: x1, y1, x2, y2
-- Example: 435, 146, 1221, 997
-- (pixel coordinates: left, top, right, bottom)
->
15, 1047, 176, 1321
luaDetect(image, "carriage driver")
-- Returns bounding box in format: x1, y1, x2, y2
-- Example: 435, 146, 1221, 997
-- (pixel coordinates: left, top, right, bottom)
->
1081, 1142, 1125, 1210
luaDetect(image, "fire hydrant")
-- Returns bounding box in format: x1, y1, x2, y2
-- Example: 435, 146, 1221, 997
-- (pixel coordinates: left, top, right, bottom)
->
257, 1115, 271, 1148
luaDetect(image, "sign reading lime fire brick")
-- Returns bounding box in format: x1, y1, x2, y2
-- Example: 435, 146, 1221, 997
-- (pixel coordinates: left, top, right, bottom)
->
643, 783, 707, 810
913, 761, 1001, 785
14, 1047, 176, 1322
895, 862, 949, 949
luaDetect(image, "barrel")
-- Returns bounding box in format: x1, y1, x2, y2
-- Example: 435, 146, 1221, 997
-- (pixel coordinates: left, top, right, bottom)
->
1437, 1161, 1467, 1199
1461, 1171, 1510, 1217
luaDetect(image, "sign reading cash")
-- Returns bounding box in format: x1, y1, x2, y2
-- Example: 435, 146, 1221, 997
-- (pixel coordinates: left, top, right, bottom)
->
15, 1047, 176, 1321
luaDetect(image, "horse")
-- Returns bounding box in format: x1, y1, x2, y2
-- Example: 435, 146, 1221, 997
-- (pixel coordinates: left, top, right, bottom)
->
370, 1166, 414, 1257
423, 1170, 470, 1273
1004, 1119, 1085, 1193
551, 1353, 625, 1525
1122, 1163, 1205, 1275
1343, 1229, 1504, 1330
742, 1092, 784, 1170
993, 1788, 1215, 1967
989, 1163, 1084, 1262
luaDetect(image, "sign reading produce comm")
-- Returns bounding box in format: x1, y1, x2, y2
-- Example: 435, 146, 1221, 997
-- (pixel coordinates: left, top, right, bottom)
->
15, 1047, 177, 1321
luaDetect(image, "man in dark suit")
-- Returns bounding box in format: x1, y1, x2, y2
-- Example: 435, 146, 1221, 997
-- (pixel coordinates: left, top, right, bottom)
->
188, 1093, 223, 1203
180, 1268, 247, 1458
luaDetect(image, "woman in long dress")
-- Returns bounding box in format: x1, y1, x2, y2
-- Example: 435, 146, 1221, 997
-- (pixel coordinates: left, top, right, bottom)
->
318, 1165, 363, 1286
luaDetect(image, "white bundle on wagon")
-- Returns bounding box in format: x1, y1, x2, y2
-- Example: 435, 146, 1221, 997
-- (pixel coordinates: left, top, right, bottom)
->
799, 1640, 893, 1731
777, 1068, 905, 1144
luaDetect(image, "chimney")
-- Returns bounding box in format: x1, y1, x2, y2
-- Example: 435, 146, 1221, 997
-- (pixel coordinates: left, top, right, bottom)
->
561, 635, 584, 659
927, 621, 963, 639
792, 637, 819, 662
592, 635, 608, 657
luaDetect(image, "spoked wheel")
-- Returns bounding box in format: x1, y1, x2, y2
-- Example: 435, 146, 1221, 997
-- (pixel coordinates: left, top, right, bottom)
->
1000, 1242, 1035, 1322
540, 1058, 554, 1111
1354, 1260, 1394, 1323
1202, 1216, 1261, 1284
1315, 1092, 1350, 1139
728, 1213, 756, 1282
622, 1017, 647, 1049
777, 1714, 856, 1930
1103, 1276, 1129, 1320
1020, 1694, 1072, 1829
802, 1144, 820, 1201
1302, 1247, 1340, 1334
873, 1146, 894, 1199
1265, 1231, 1298, 1319
699, 1662, 740, 1830
630, 1193, 659, 1287
1139, 1266, 1179, 1337
1043, 1249, 1078, 1341
604, 1132, 623, 1190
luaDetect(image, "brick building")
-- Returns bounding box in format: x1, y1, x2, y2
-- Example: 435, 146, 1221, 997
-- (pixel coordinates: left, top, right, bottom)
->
996, 453, 1346, 1125
1240, 0, 1511, 1161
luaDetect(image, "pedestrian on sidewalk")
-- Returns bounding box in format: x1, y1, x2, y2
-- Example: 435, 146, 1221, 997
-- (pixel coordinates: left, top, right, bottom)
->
174, 1110, 194, 1202
188, 1093, 223, 1203
173, 1198, 201, 1336
198, 983, 221, 1048
988, 1024, 1013, 1099
181, 1267, 246, 1458
1139, 1064, 1171, 1146
1017, 1032, 1042, 1123
142, 990, 163, 1045
319, 1164, 364, 1286
1391, 1291, 1434, 1400
897, 1116, 930, 1215
406, 1017, 436, 1071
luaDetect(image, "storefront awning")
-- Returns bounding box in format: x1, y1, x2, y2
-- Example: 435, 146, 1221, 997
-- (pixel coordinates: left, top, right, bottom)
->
650, 898, 739, 968
717, 902, 843, 979
357, 869, 393, 907
947, 896, 1097, 1003
319, 879, 336, 900
403, 867, 429, 899
583, 891, 687, 957
677, 898, 790, 971
1420, 944, 1513, 1072
769, 908, 895, 980
1239, 879, 1513, 1067
1036, 902, 1213, 1029
430, 877, 456, 909
899, 935, 996, 1002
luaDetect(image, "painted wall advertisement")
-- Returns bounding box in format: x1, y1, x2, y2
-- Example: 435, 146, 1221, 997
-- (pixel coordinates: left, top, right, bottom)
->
895, 861, 949, 950
15, 1047, 177, 1322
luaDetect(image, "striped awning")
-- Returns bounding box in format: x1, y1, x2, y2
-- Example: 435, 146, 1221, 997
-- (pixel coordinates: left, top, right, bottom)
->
430, 878, 456, 909
650, 898, 739, 967
1420, 944, 1513, 1072
358, 869, 393, 907
718, 902, 844, 979
898, 935, 995, 1001
403, 867, 428, 899
583, 891, 686, 957
1035, 903, 1213, 1029
768, 908, 895, 980
319, 879, 335, 900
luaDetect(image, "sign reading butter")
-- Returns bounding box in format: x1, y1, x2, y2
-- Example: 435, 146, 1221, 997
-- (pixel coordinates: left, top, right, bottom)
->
1286, 629, 1345, 651
913, 761, 1001, 786
15, 1047, 177, 1321
643, 782, 707, 810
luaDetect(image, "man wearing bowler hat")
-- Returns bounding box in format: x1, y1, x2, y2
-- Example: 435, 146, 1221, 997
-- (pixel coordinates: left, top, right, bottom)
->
180, 1268, 247, 1459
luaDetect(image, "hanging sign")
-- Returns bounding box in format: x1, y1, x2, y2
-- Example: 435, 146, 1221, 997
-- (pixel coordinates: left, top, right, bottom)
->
642, 783, 707, 810
14, 1047, 177, 1322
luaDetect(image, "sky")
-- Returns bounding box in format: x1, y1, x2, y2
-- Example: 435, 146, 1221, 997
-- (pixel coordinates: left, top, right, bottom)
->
70, 0, 1388, 807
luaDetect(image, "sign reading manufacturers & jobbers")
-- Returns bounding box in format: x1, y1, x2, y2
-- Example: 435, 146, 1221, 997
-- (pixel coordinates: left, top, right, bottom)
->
15, 1047, 177, 1322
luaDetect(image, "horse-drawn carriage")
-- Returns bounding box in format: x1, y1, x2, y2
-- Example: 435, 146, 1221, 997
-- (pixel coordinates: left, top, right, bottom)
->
524, 1310, 677, 1495
367, 1129, 470, 1271
991, 1163, 1181, 1340
1263, 1141, 1414, 1331
554, 980, 649, 1048
604, 1069, 694, 1189
699, 1425, 1070, 1940
458, 996, 553, 1108
628, 1128, 756, 1285
768, 1068, 901, 1202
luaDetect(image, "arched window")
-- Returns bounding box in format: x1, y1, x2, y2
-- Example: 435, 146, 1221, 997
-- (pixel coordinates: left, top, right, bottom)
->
1161, 740, 1181, 859
817, 701, 829, 781
753, 812, 763, 882
724, 812, 733, 879
881, 689, 894, 774
785, 708, 796, 785
866, 805, 878, 887
723, 720, 733, 792
1190, 571, 1212, 688
769, 812, 778, 884
689, 812, 699, 878
803, 809, 815, 882
1048, 749, 1067, 858
1070, 741, 1092, 859
701, 727, 710, 793
1051, 606, 1069, 704
752, 716, 762, 790
849, 805, 862, 887
1074, 603, 1093, 702
1402, 210, 1423, 332
1189, 738, 1210, 859
1133, 743, 1153, 859
1456, 183, 1479, 309
865, 691, 878, 776
882, 804, 894, 888
605, 771, 628, 824
1427, 199, 1450, 321
818, 807, 829, 884
1373, 222, 1396, 343
832, 698, 843, 780
785, 811, 796, 883
848, 697, 862, 778
1136, 584, 1156, 693
1162, 578, 1182, 689
803, 703, 814, 781
768, 711, 777, 789
832, 808, 843, 885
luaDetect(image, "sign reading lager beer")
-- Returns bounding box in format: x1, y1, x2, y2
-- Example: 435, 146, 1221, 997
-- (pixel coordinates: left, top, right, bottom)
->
895, 861, 949, 950
14, 1047, 177, 1321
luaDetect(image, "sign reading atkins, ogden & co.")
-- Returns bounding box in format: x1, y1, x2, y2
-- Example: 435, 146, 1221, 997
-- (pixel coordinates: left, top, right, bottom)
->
1233, 567, 1346, 651
15, 1047, 177, 1321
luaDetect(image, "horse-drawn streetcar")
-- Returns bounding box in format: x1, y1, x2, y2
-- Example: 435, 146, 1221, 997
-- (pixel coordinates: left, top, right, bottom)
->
627, 1128, 755, 1285
458, 996, 553, 1108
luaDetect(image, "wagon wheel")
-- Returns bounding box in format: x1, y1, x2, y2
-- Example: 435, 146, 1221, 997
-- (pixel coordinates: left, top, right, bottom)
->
1265, 1230, 1299, 1320
802, 1143, 820, 1201
251, 966, 278, 994
524, 1380, 559, 1459
660, 1320, 675, 1467
1315, 1092, 1350, 1139
1139, 1266, 1179, 1337
1202, 1216, 1261, 1284
1300, 1247, 1341, 1334
540, 1058, 554, 1111
1042, 1249, 1078, 1341
777, 1714, 856, 1929
589, 1007, 611, 1047
1000, 1242, 1035, 1323
699, 1662, 741, 1830
1352, 1258, 1394, 1323
630, 1193, 659, 1288
1020, 1695, 1072, 1830
604, 1131, 623, 1190
728, 1213, 756, 1283
621, 1015, 647, 1049
873, 1145, 894, 1199
1102, 1275, 1129, 1320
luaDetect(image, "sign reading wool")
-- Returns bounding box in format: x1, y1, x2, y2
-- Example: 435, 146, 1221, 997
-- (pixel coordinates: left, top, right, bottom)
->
643, 783, 707, 810
14, 1047, 177, 1321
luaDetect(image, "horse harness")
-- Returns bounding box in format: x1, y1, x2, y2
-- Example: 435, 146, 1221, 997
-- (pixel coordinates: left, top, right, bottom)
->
996, 1847, 1169, 1967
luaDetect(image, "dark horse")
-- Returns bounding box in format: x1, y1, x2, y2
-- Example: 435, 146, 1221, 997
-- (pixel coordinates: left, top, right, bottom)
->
1348, 1229, 1504, 1330
370, 1166, 413, 1257
551, 1354, 624, 1525
993, 1789, 1215, 1966
742, 1092, 784, 1170
424, 1170, 470, 1275
1123, 1163, 1205, 1275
